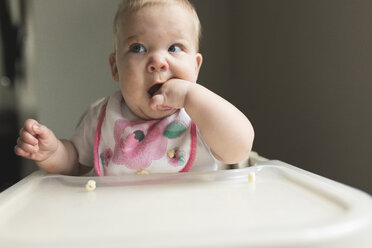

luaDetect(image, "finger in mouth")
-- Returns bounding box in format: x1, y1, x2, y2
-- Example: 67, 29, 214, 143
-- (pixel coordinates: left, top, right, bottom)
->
147, 83, 163, 97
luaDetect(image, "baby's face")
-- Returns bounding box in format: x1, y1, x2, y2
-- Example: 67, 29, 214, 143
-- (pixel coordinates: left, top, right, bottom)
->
109, 4, 202, 120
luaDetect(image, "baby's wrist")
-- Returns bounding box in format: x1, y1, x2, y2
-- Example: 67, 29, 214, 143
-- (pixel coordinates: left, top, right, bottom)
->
35, 139, 60, 164
184, 83, 199, 109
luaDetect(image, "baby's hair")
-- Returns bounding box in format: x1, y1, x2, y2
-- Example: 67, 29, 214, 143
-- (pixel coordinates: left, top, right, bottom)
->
113, 0, 201, 51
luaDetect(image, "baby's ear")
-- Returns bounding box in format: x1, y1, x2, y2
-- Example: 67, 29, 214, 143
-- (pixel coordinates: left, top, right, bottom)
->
195, 53, 203, 76
109, 53, 119, 81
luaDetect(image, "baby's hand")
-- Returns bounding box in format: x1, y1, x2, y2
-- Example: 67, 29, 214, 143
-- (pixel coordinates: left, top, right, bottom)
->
14, 119, 59, 162
150, 78, 193, 111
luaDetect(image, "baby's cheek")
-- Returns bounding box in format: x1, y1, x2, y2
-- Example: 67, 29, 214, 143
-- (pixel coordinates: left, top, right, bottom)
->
121, 68, 136, 80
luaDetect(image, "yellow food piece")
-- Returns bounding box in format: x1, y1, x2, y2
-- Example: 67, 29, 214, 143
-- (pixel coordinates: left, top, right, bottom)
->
85, 180, 96, 192
136, 169, 150, 175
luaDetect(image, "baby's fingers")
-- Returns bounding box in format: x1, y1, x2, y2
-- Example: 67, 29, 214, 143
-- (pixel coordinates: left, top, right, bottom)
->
14, 145, 33, 158
16, 137, 39, 154
150, 94, 165, 110
24, 119, 52, 141
19, 128, 39, 146
24, 119, 39, 136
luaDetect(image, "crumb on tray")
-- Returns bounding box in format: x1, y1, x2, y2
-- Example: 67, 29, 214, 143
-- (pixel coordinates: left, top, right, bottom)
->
85, 180, 96, 192
248, 172, 256, 184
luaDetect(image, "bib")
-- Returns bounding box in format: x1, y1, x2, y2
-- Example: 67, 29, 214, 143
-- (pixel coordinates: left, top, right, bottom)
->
94, 93, 197, 176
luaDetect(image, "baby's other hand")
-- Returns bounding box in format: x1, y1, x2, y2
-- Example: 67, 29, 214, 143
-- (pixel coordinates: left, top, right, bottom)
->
150, 78, 193, 111
14, 119, 59, 162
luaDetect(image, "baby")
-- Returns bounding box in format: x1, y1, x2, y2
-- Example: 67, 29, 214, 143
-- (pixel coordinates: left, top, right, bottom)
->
15, 0, 254, 176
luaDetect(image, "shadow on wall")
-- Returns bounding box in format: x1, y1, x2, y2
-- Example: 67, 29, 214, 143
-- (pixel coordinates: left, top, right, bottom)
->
0, 110, 21, 191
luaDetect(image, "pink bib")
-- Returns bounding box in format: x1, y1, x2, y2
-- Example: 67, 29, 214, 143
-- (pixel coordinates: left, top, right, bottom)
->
94, 96, 197, 176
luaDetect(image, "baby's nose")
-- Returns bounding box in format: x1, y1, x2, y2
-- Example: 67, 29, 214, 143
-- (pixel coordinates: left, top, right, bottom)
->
147, 54, 169, 73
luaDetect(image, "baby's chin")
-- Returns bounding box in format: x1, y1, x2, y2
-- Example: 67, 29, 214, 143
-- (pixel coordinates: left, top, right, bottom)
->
135, 107, 178, 120
147, 108, 178, 120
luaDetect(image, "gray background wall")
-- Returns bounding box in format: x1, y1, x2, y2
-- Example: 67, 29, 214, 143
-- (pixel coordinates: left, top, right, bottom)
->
194, 0, 372, 194
12, 0, 372, 193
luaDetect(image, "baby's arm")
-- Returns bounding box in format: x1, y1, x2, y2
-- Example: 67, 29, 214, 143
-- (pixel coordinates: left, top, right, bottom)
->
14, 119, 81, 175
150, 79, 254, 164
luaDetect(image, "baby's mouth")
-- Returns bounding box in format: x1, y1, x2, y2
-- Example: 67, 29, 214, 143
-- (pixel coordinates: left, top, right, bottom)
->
147, 83, 163, 97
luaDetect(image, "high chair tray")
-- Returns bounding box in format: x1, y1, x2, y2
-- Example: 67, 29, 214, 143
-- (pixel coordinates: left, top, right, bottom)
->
0, 160, 371, 248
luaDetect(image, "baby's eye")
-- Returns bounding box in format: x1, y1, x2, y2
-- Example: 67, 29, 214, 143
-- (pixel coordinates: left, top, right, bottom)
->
168, 44, 182, 53
130, 43, 146, 53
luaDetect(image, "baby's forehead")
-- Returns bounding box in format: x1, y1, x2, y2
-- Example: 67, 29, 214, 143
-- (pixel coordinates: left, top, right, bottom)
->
114, 2, 200, 49
117, 3, 195, 29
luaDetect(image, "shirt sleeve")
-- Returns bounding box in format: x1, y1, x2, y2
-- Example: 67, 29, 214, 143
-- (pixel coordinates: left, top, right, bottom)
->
70, 97, 107, 167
